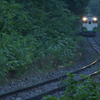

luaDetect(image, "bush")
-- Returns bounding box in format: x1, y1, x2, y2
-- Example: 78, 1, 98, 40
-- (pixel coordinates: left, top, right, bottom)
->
0, 33, 37, 78
0, 32, 80, 79
0, 1, 33, 35
45, 75, 100, 100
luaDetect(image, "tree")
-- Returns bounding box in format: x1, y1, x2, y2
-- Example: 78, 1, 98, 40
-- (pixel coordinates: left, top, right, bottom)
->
63, 0, 90, 15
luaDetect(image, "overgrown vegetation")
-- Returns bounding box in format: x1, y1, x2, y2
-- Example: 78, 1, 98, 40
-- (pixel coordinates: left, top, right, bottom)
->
63, 0, 90, 15
45, 74, 100, 100
0, 0, 90, 79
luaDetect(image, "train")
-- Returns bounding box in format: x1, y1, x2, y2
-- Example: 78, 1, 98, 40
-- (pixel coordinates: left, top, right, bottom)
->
81, 15, 98, 37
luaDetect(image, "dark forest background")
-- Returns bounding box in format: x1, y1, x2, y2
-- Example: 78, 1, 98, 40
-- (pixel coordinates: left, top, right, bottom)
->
0, 0, 90, 79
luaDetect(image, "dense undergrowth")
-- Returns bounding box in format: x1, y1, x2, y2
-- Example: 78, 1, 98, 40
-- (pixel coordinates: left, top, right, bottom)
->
45, 74, 100, 100
0, 0, 89, 80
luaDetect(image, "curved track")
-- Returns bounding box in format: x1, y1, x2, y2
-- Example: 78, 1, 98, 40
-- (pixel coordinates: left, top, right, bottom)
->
87, 37, 100, 54
0, 38, 100, 100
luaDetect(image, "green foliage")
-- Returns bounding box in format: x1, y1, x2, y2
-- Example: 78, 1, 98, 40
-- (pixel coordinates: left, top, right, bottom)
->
63, 0, 90, 15
0, 1, 33, 35
0, 0, 83, 79
0, 33, 37, 78
45, 75, 100, 100
33, 36, 80, 70
45, 96, 57, 100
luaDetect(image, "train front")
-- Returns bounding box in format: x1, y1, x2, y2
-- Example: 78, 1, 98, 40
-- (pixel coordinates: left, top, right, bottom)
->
81, 16, 98, 37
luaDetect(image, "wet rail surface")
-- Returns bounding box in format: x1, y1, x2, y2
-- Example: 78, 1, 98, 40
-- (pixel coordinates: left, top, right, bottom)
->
0, 37, 100, 100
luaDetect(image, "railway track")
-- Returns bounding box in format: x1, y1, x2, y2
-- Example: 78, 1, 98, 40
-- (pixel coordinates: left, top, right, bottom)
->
87, 37, 100, 54
0, 37, 100, 100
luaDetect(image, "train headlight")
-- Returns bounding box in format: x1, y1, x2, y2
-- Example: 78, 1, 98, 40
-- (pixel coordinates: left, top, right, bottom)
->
92, 17, 98, 22
82, 17, 88, 22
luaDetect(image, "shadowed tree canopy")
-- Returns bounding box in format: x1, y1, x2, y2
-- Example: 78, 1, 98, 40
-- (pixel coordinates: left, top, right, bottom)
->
63, 0, 90, 15
6, 0, 90, 15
